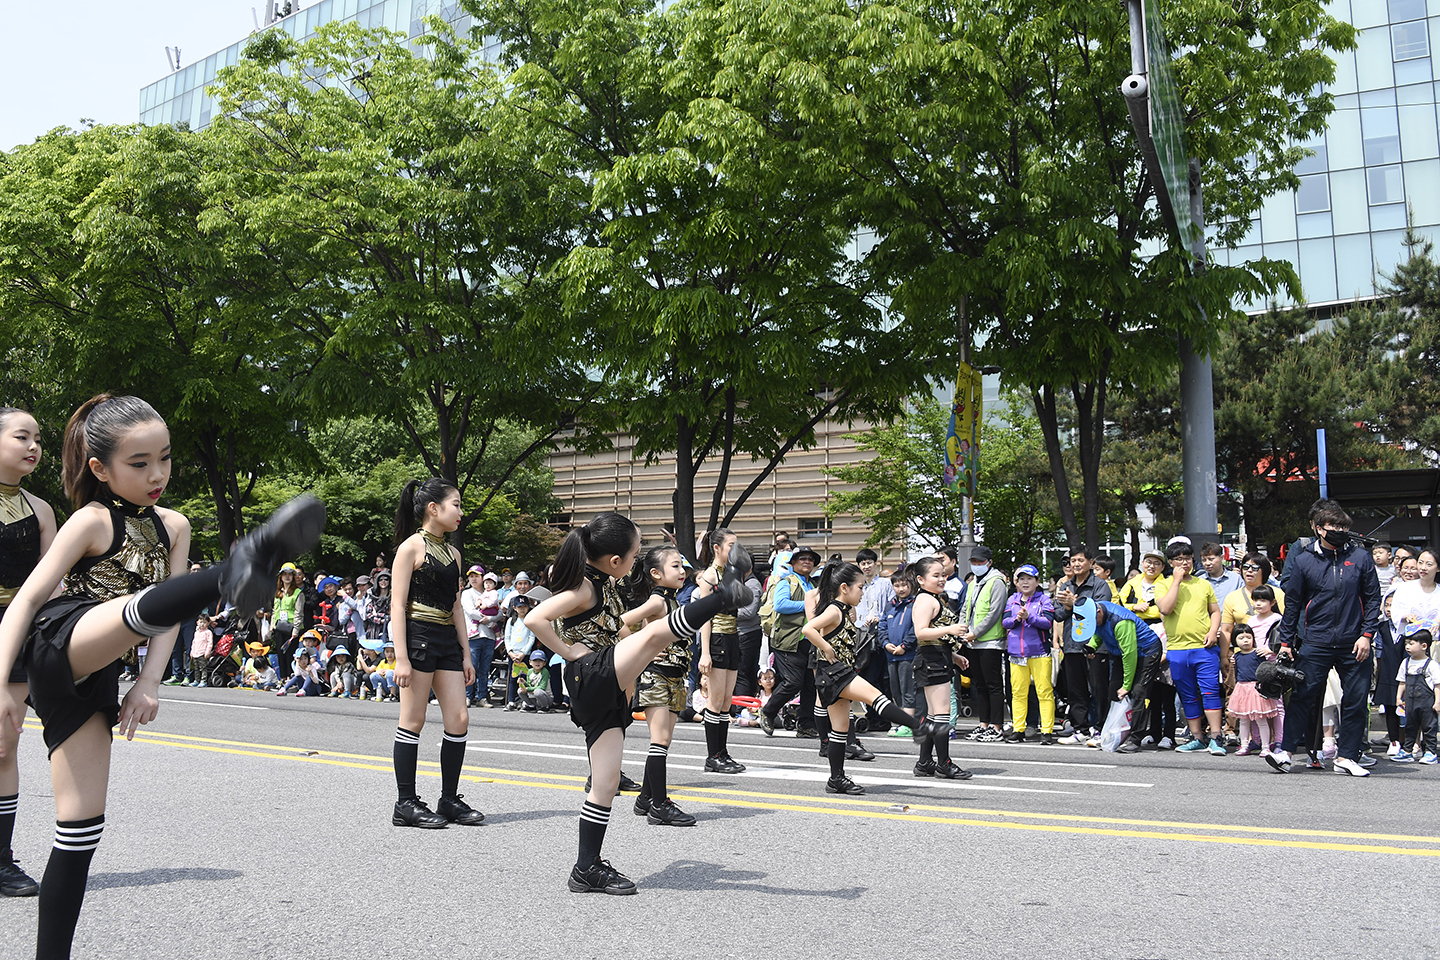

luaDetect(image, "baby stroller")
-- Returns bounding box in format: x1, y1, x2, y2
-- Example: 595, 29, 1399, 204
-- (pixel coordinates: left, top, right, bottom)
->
206, 614, 257, 687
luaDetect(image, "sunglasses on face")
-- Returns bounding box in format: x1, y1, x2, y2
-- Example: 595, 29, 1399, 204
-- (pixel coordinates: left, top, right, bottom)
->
1242, 564, 1261, 571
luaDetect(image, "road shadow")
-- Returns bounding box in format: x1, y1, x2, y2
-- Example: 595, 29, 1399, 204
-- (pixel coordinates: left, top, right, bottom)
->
480, 808, 578, 826
639, 859, 866, 899
88, 867, 243, 890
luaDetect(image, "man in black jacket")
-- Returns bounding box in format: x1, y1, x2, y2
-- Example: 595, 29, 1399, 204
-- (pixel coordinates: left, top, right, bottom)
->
1266, 500, 1382, 777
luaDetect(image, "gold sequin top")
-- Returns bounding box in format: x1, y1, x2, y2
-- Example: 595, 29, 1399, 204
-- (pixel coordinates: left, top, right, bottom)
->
702, 563, 738, 635
407, 530, 461, 626
0, 482, 40, 608
819, 600, 859, 666
648, 587, 688, 669
64, 498, 171, 602
558, 566, 626, 651
916, 589, 958, 648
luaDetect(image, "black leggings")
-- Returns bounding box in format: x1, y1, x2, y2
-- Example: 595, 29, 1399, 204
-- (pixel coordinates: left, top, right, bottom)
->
1147, 680, 1178, 741
964, 648, 1006, 726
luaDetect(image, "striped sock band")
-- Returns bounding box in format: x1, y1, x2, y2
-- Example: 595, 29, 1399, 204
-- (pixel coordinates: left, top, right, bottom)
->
0, 792, 16, 854
872, 693, 915, 728
577, 800, 612, 867
394, 727, 422, 745
440, 730, 467, 798
580, 801, 612, 826
53, 817, 105, 853
665, 607, 698, 639
932, 714, 952, 764
0, 794, 17, 815
121, 586, 166, 637
394, 726, 421, 800
648, 743, 669, 757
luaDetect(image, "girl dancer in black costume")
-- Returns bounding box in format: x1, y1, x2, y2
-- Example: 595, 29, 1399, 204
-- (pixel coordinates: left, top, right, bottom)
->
801, 561, 920, 795
623, 545, 696, 827
0, 408, 59, 898
909, 557, 973, 780
387, 479, 485, 829
0, 395, 323, 960
526, 513, 751, 895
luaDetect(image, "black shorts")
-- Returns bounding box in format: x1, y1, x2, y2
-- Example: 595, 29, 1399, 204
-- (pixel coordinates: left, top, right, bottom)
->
564, 645, 633, 748
404, 620, 464, 673
815, 660, 859, 708
709, 632, 741, 671
0, 605, 26, 685
24, 595, 122, 756
914, 644, 953, 688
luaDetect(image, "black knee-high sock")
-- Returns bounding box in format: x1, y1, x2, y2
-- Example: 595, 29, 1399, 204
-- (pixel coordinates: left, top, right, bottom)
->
577, 801, 610, 867
394, 727, 421, 800
665, 591, 730, 639
704, 709, 729, 758
828, 736, 847, 779
36, 815, 104, 960
0, 793, 16, 859
931, 714, 952, 764
813, 705, 831, 750
872, 694, 917, 730
440, 730, 466, 799
644, 743, 668, 803
121, 568, 224, 637
918, 722, 934, 763
714, 709, 731, 757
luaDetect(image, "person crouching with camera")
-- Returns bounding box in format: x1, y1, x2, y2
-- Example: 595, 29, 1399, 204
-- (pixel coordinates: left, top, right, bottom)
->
1266, 500, 1382, 777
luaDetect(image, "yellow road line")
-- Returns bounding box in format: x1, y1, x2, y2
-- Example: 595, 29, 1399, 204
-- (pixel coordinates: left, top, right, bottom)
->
29, 721, 1440, 858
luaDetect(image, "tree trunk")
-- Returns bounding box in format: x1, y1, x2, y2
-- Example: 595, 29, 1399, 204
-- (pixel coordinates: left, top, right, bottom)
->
1128, 501, 1141, 574
1032, 385, 1081, 550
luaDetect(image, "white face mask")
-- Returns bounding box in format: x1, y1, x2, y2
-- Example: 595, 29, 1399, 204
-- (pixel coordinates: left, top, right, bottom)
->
970, 563, 989, 578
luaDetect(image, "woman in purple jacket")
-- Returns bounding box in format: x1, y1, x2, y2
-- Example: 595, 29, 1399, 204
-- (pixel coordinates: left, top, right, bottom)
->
1002, 564, 1057, 744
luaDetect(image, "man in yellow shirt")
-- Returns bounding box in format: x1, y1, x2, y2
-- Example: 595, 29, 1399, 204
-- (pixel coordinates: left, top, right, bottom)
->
1157, 541, 1223, 755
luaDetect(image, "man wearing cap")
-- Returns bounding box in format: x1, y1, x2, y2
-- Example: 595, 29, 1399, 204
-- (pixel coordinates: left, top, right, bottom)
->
1074, 600, 1164, 753
461, 566, 496, 707
1054, 547, 1119, 743
498, 568, 515, 605
757, 548, 820, 737
961, 546, 1010, 741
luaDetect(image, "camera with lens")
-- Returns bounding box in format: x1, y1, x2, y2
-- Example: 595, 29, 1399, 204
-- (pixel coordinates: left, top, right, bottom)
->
1255, 659, 1305, 700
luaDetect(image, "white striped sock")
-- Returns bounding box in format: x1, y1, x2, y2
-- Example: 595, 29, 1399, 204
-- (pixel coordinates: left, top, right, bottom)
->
648, 743, 669, 757
394, 727, 421, 744
442, 731, 467, 744
54, 818, 105, 853
580, 801, 611, 826
0, 794, 17, 816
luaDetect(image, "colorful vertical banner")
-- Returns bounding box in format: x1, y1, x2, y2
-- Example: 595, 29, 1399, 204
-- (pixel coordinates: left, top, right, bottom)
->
944, 362, 982, 496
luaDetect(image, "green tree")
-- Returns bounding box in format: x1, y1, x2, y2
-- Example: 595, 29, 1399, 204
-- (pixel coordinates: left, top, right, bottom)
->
468, 0, 944, 557
207, 21, 609, 551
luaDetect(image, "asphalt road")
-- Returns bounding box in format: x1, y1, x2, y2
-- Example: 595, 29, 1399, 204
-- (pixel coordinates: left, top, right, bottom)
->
2, 686, 1438, 959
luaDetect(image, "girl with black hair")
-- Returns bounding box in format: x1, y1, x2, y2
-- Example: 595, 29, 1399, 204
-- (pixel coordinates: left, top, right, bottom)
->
0, 394, 323, 960
0, 408, 58, 898
909, 557, 974, 780
622, 545, 696, 827
800, 561, 921, 795
387, 478, 485, 830
693, 528, 746, 774
526, 513, 752, 895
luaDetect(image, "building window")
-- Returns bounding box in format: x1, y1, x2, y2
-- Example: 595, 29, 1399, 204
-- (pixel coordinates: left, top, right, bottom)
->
797, 518, 832, 539
1391, 20, 1429, 61
1295, 174, 1331, 214
1367, 164, 1404, 204
1388, 0, 1426, 24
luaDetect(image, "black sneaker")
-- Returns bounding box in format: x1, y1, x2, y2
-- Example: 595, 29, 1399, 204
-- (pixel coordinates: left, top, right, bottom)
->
568, 859, 637, 895
220, 495, 326, 615
912, 760, 936, 778
758, 710, 775, 736
704, 754, 745, 774
846, 740, 876, 762
633, 794, 652, 817
436, 794, 485, 826
1004, 730, 1025, 743
618, 771, 642, 793
818, 740, 829, 758
393, 797, 448, 829
646, 799, 697, 827
717, 544, 755, 607
793, 726, 819, 739
1039, 732, 1057, 745
826, 775, 866, 795
0, 855, 38, 897
935, 761, 973, 780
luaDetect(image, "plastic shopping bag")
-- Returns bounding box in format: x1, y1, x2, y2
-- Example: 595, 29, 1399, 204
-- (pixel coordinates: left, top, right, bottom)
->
1099, 696, 1133, 752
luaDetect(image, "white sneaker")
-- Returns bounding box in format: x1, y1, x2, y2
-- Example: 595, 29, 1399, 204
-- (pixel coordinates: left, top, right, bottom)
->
1157, 737, 1175, 750
1140, 735, 1155, 747
1084, 736, 1101, 748
1332, 757, 1370, 777
1265, 749, 1292, 773
1056, 733, 1085, 745
1387, 741, 1401, 757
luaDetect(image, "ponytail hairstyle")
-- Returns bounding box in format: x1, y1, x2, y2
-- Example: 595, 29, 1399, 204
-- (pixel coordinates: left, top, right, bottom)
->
550, 512, 641, 594
815, 560, 864, 610
61, 394, 165, 508
698, 527, 736, 569
393, 478, 458, 546
625, 544, 682, 608
909, 556, 945, 591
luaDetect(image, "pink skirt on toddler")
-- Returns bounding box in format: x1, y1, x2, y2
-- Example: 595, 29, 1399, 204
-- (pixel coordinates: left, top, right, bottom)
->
1228, 681, 1279, 719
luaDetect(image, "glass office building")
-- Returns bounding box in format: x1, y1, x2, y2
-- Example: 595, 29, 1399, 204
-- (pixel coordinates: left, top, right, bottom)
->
138, 0, 486, 131
141, 0, 1440, 309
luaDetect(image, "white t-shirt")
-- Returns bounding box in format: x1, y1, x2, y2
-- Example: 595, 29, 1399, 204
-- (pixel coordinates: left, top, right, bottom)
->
1390, 580, 1440, 634
1397, 656, 1440, 691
